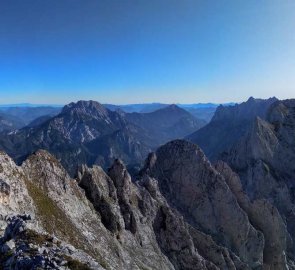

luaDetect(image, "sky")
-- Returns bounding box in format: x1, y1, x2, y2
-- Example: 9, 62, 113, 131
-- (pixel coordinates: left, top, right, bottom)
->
0, 0, 295, 104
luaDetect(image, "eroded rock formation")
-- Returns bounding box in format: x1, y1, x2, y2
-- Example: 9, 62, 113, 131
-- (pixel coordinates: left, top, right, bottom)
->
0, 132, 294, 269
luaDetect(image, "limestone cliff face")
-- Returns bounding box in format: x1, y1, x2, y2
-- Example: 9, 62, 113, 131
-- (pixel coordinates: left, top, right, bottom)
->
221, 100, 295, 200
0, 148, 218, 269
215, 161, 290, 270
0, 151, 35, 220
220, 99, 295, 269
76, 158, 232, 270
0, 149, 167, 269
0, 135, 294, 269
143, 140, 264, 268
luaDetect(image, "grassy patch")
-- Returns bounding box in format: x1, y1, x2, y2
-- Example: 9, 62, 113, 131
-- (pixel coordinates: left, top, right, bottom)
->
25, 180, 88, 252
63, 255, 92, 270
96, 253, 110, 270
25, 179, 110, 268
20, 229, 53, 246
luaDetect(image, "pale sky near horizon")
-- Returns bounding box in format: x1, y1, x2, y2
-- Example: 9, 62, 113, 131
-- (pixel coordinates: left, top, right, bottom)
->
0, 0, 295, 104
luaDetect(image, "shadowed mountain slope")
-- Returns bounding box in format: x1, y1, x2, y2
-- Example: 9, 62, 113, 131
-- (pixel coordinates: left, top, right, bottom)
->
220, 99, 295, 263
126, 104, 206, 146
187, 97, 278, 160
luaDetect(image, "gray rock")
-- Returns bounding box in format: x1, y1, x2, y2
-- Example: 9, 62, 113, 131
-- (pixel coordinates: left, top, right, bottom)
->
1, 120, 295, 270
221, 99, 295, 268
143, 140, 264, 268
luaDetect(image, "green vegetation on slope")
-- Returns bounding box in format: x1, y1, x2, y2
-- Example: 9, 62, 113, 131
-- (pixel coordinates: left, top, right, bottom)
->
25, 179, 87, 252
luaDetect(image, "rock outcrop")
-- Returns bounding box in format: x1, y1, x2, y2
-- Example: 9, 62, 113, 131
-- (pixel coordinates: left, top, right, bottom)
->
0, 215, 101, 270
0, 149, 170, 269
215, 161, 290, 270
0, 128, 295, 269
220, 99, 295, 268
143, 140, 264, 268
186, 98, 295, 269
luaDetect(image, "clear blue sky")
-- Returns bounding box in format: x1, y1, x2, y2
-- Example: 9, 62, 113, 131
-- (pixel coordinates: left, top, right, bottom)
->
0, 0, 294, 104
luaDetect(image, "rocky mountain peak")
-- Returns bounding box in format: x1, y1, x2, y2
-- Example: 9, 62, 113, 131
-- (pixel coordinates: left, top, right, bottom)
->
108, 159, 132, 196
211, 97, 278, 123
267, 98, 295, 124
144, 139, 265, 268
187, 97, 279, 160
145, 139, 208, 173
162, 104, 182, 112
23, 149, 64, 172
21, 149, 76, 198
152, 104, 195, 118
61, 100, 109, 118
0, 99, 207, 177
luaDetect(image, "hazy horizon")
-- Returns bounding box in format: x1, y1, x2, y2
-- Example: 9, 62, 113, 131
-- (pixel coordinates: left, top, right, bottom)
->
0, 96, 278, 107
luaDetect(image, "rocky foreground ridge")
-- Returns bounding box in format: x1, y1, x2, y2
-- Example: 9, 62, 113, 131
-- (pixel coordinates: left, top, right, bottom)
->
0, 137, 294, 269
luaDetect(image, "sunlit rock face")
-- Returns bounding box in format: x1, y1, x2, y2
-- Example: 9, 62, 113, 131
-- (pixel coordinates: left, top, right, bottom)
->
220, 99, 295, 267
143, 140, 264, 269
1, 115, 295, 270
186, 98, 295, 269
0, 179, 10, 205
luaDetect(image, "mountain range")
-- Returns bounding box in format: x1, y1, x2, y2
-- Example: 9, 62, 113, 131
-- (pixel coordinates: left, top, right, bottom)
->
104, 102, 234, 122
0, 96, 294, 269
0, 107, 61, 131
0, 101, 205, 175
0, 101, 232, 128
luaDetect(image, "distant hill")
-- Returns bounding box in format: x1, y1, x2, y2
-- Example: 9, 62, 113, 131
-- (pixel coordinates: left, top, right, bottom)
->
0, 111, 24, 132
105, 102, 234, 123
125, 104, 206, 145
104, 103, 168, 113
0, 106, 61, 125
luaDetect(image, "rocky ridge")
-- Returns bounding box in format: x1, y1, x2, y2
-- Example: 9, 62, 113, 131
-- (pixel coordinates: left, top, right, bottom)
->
0, 136, 294, 269
220, 99, 295, 268
184, 97, 295, 269
187, 97, 278, 160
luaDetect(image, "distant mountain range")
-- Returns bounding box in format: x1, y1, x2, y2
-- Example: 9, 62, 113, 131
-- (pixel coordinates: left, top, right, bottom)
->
104, 102, 235, 122
104, 102, 235, 112
0, 101, 205, 175
0, 106, 62, 131
0, 102, 235, 126
0, 102, 234, 110
0, 103, 63, 108
0, 111, 24, 132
